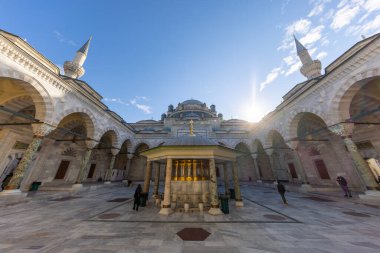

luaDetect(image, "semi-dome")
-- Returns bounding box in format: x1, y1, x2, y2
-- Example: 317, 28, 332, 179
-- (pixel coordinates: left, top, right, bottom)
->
163, 134, 218, 146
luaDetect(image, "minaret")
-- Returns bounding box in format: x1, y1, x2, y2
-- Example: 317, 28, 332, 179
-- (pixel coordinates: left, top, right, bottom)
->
63, 37, 92, 79
294, 35, 321, 80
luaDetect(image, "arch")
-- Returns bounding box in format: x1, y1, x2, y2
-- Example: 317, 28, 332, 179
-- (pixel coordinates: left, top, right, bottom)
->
134, 142, 150, 155
119, 139, 133, 154
329, 68, 380, 123
53, 108, 97, 140
287, 110, 329, 141
97, 127, 120, 148
266, 129, 288, 149
97, 129, 119, 149
0, 69, 54, 123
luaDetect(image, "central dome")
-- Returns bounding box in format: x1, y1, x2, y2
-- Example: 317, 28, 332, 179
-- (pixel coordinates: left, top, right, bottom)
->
181, 99, 204, 105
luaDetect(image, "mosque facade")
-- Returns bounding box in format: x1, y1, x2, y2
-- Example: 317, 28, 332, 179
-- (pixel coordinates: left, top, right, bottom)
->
0, 29, 379, 200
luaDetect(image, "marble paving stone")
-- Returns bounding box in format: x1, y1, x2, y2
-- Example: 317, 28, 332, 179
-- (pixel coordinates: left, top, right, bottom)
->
0, 184, 380, 252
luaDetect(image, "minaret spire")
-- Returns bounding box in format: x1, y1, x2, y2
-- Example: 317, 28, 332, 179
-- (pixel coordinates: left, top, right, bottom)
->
63, 36, 92, 79
294, 35, 321, 80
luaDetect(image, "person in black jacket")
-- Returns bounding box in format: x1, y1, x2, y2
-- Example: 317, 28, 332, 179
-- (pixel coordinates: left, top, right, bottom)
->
133, 184, 142, 211
277, 181, 288, 205
336, 176, 352, 197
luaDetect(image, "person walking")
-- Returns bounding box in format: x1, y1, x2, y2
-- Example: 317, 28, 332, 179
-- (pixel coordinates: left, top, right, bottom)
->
336, 176, 352, 197
133, 184, 142, 211
277, 181, 288, 205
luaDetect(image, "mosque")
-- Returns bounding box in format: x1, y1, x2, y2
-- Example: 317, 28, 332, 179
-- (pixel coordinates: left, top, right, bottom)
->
0, 29, 379, 215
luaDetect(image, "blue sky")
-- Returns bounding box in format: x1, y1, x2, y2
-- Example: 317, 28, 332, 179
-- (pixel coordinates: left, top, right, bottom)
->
1, 0, 380, 122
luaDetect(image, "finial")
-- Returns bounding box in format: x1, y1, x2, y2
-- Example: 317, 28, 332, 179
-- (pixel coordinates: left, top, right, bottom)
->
78, 36, 92, 55
189, 120, 195, 136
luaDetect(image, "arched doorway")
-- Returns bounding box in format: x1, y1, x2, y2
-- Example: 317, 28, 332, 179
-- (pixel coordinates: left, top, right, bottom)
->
267, 130, 291, 182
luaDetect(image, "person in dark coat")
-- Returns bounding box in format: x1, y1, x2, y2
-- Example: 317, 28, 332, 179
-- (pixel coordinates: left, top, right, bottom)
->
277, 181, 288, 205
133, 184, 142, 211
336, 176, 352, 197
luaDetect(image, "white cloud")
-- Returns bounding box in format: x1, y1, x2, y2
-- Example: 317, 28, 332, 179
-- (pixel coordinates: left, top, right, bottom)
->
53, 30, 77, 46
283, 55, 295, 66
308, 0, 331, 17
299, 25, 325, 46
285, 62, 302, 76
286, 19, 312, 36
103, 97, 129, 106
130, 97, 152, 114
259, 67, 282, 91
316, 51, 328, 59
331, 2, 361, 30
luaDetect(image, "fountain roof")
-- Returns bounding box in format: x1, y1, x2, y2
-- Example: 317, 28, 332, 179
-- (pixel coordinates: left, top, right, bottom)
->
163, 134, 218, 146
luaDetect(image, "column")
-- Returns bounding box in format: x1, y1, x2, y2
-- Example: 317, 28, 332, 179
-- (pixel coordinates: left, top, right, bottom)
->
105, 148, 118, 183
251, 154, 261, 182
153, 163, 160, 197
222, 163, 230, 195
143, 160, 152, 193
159, 158, 173, 215
74, 140, 97, 186
232, 161, 244, 207
288, 141, 308, 184
329, 123, 379, 190
192, 160, 197, 180
123, 154, 133, 181
265, 148, 277, 180
4, 123, 55, 192
208, 158, 223, 215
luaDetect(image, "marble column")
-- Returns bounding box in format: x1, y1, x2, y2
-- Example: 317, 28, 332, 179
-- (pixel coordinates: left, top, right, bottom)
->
160, 158, 173, 215
153, 163, 160, 197
329, 123, 379, 190
251, 154, 261, 182
222, 163, 230, 195
232, 161, 244, 207
123, 154, 133, 181
265, 148, 277, 180
208, 158, 223, 215
4, 123, 55, 192
105, 148, 118, 183
74, 149, 92, 185
143, 160, 152, 193
288, 141, 308, 184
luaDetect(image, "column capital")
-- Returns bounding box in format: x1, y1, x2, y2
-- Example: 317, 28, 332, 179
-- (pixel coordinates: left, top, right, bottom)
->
328, 123, 354, 137
127, 153, 134, 160
288, 141, 299, 150
251, 153, 258, 159
31, 123, 55, 137
265, 148, 274, 156
110, 148, 119, 156
85, 140, 97, 149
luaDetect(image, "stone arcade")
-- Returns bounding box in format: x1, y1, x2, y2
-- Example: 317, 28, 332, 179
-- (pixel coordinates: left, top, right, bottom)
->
0, 28, 380, 209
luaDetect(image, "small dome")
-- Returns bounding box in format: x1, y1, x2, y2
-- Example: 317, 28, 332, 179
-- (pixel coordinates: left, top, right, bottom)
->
163, 134, 218, 146
181, 99, 204, 105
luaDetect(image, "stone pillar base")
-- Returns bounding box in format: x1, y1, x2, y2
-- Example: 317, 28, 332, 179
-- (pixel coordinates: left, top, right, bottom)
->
72, 184, 83, 188
198, 203, 204, 212
0, 189, 27, 196
159, 207, 174, 215
122, 180, 128, 183
104, 181, 111, 184
359, 190, 380, 200
208, 207, 223, 215
235, 200, 244, 207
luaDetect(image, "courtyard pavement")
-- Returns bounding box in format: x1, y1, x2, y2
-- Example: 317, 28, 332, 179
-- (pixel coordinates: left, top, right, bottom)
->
0, 183, 380, 253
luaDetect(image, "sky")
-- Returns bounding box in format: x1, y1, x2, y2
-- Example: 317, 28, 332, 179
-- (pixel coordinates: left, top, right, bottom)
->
1, 0, 380, 123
